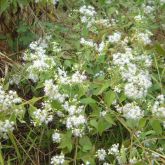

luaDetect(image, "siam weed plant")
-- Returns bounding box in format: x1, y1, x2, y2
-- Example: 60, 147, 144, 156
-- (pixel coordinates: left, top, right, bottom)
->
1, 0, 165, 165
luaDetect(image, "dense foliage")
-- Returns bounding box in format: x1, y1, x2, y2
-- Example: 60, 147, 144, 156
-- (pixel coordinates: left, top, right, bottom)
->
0, 0, 165, 165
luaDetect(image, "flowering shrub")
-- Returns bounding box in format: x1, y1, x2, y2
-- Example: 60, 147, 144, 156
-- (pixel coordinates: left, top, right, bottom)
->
1, 0, 165, 164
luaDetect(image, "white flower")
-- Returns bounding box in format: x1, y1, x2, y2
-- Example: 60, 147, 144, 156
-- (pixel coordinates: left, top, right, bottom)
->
52, 41, 61, 53
63, 102, 84, 115
160, 0, 165, 5
0, 120, 14, 139
32, 102, 53, 126
57, 68, 87, 84
0, 86, 22, 114
129, 157, 138, 164
97, 41, 105, 54
94, 71, 105, 78
134, 15, 144, 21
44, 79, 67, 103
116, 102, 144, 120
112, 50, 133, 66
108, 143, 119, 155
28, 73, 39, 82
137, 31, 152, 45
152, 95, 165, 118
71, 71, 87, 83
51, 153, 65, 165
85, 161, 90, 165
24, 37, 56, 82
52, 130, 61, 143
100, 111, 107, 117
79, 6, 96, 17
66, 114, 86, 137
114, 86, 121, 93
80, 38, 97, 48
124, 71, 152, 99
143, 5, 154, 14
103, 163, 111, 165
106, 0, 112, 4
79, 5, 96, 27
52, 0, 59, 5
112, 48, 152, 99
108, 32, 121, 43
94, 19, 111, 27
96, 149, 107, 161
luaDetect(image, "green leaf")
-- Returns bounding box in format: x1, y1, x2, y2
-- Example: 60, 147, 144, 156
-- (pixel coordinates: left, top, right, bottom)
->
0, 148, 4, 165
138, 118, 147, 129
104, 90, 116, 107
98, 118, 109, 135
8, 133, 21, 161
80, 97, 96, 104
105, 115, 115, 125
0, 0, 10, 13
59, 131, 72, 153
26, 97, 43, 106
79, 136, 92, 152
78, 151, 96, 165
90, 104, 100, 117
90, 119, 98, 130
93, 81, 110, 95
150, 119, 162, 135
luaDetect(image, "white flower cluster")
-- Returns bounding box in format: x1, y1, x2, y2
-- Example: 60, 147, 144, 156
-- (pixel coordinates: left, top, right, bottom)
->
142, 4, 154, 14
94, 19, 111, 28
52, 130, 61, 143
124, 71, 152, 99
103, 163, 111, 165
57, 68, 87, 84
28, 37, 49, 57
108, 144, 128, 164
160, 0, 165, 5
23, 37, 56, 82
108, 32, 121, 43
9, 74, 21, 85
0, 120, 14, 139
96, 144, 126, 164
108, 143, 119, 155
80, 38, 106, 55
112, 48, 152, 99
66, 114, 86, 137
136, 31, 152, 45
134, 15, 144, 22
0, 85, 22, 113
44, 79, 68, 103
152, 95, 165, 118
97, 41, 106, 55
51, 41, 61, 53
44, 78, 86, 137
80, 38, 97, 48
51, 153, 65, 165
116, 102, 144, 120
106, 0, 112, 4
94, 71, 105, 78
129, 157, 138, 164
32, 102, 53, 126
63, 101, 86, 137
79, 5, 96, 28
96, 149, 107, 161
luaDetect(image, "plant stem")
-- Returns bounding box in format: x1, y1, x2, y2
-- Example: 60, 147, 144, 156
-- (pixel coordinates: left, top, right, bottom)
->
74, 138, 78, 165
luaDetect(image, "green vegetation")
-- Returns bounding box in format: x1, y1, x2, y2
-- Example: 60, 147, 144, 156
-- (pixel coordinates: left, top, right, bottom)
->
0, 0, 165, 164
